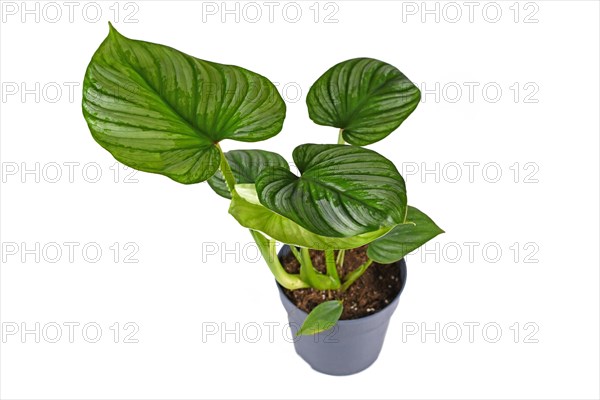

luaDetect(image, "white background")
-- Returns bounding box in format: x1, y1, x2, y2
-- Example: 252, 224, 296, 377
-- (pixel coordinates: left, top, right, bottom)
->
1, 1, 599, 399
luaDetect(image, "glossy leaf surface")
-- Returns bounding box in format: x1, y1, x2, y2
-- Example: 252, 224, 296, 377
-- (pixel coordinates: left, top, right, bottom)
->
228, 184, 395, 250
82, 24, 285, 184
208, 149, 289, 198
297, 300, 343, 336
306, 58, 420, 146
255, 144, 407, 237
367, 206, 444, 264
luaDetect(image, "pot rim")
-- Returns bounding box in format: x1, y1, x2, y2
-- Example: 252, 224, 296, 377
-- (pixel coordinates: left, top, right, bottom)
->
277, 246, 407, 325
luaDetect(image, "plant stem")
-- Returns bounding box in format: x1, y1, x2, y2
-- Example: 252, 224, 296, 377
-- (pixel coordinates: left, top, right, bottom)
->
336, 249, 346, 269
337, 129, 345, 145
215, 143, 237, 195
325, 249, 340, 287
299, 248, 340, 290
290, 246, 302, 263
341, 258, 373, 292
250, 230, 309, 290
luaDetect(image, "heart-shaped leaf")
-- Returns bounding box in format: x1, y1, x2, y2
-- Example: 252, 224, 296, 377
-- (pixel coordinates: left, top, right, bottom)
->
367, 206, 444, 264
229, 184, 395, 250
255, 144, 407, 237
208, 149, 289, 199
82, 24, 286, 184
306, 58, 420, 146
297, 300, 343, 336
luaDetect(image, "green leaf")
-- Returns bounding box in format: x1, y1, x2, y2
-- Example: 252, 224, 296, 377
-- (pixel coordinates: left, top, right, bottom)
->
208, 149, 289, 199
82, 24, 285, 184
367, 206, 444, 264
297, 300, 343, 336
306, 58, 420, 146
228, 184, 395, 250
255, 144, 407, 237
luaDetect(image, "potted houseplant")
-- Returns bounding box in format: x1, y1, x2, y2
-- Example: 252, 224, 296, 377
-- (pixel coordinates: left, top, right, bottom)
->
82, 24, 444, 375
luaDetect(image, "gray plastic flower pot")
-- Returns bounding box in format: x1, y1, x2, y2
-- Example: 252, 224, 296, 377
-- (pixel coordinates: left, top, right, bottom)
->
277, 245, 407, 376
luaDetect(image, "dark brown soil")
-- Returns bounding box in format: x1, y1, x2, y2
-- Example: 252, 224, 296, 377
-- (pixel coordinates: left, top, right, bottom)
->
281, 245, 402, 320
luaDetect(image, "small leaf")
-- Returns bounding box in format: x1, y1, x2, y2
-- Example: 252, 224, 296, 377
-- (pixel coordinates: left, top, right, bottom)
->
367, 206, 444, 264
82, 24, 285, 184
228, 184, 395, 250
255, 144, 406, 237
297, 300, 343, 336
306, 58, 420, 146
208, 149, 289, 199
